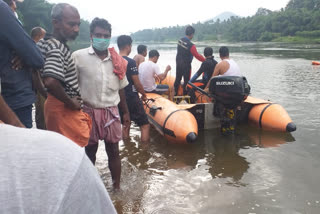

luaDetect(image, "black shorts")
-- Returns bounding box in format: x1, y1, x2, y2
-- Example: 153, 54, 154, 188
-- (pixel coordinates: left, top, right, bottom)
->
120, 93, 149, 126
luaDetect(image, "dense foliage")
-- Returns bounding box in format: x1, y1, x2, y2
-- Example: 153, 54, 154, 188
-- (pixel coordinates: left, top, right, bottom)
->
131, 0, 320, 43
16, 0, 90, 45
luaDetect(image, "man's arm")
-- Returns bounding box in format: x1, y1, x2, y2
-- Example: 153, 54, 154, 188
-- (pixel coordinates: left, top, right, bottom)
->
190, 63, 206, 83
157, 65, 171, 81
44, 77, 80, 110
0, 3, 44, 69
131, 75, 147, 101
204, 64, 221, 90
190, 45, 205, 62
0, 95, 24, 127
118, 89, 130, 127
32, 70, 47, 98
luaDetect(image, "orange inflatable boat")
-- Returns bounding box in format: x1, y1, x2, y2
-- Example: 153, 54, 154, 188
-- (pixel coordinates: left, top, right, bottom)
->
312, 61, 320, 65
143, 93, 198, 144
161, 75, 296, 133
245, 96, 296, 132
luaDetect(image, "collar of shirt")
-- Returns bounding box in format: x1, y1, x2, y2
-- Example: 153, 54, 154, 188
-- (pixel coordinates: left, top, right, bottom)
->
88, 46, 111, 61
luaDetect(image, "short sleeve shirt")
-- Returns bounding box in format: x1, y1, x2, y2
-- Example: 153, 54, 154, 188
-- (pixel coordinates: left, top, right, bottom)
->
37, 38, 81, 98
138, 60, 161, 92
123, 56, 138, 96
72, 47, 128, 108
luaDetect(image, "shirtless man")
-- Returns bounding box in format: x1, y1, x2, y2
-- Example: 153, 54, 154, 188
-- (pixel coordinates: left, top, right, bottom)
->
205, 46, 241, 90
133, 44, 147, 68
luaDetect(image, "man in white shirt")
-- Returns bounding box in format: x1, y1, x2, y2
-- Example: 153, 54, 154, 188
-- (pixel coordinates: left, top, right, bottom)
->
72, 17, 130, 190
139, 49, 171, 94
0, 124, 117, 214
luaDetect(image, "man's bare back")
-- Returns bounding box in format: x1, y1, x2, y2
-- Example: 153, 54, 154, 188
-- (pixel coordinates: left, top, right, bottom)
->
133, 54, 145, 68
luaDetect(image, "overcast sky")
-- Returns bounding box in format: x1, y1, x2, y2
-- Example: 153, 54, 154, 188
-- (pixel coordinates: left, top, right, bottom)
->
48, 0, 290, 35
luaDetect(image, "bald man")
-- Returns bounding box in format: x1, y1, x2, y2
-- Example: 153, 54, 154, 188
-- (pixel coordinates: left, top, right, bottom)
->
37, 3, 91, 147
31, 27, 46, 43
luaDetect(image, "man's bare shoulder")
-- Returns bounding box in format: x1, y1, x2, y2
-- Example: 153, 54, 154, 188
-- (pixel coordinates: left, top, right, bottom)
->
133, 54, 143, 61
217, 60, 230, 74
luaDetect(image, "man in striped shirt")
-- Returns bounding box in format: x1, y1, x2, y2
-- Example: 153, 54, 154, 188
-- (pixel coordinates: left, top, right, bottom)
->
37, 3, 91, 147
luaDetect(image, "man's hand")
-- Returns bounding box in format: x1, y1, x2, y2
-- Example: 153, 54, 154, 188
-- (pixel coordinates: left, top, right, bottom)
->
165, 65, 171, 72
141, 94, 147, 101
65, 97, 81, 110
11, 55, 24, 70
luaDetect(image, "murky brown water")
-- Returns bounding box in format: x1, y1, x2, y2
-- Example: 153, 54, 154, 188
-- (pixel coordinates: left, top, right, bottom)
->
95, 42, 320, 214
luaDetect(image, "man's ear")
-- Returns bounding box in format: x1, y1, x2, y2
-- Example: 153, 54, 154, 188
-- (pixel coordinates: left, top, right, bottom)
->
52, 19, 60, 29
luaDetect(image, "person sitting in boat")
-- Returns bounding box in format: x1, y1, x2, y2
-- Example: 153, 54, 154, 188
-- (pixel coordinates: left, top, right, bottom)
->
133, 44, 147, 68
189, 47, 218, 89
139, 50, 171, 94
204, 46, 241, 90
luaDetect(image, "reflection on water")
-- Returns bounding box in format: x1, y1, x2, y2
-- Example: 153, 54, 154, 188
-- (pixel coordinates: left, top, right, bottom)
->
94, 42, 320, 213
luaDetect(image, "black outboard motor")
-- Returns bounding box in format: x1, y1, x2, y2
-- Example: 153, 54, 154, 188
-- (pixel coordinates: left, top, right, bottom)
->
208, 76, 250, 135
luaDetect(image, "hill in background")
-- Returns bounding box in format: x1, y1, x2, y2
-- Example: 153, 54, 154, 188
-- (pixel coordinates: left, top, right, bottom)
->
204, 11, 239, 23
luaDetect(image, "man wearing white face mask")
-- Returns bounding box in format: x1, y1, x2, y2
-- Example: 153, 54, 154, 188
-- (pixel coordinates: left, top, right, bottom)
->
72, 17, 130, 190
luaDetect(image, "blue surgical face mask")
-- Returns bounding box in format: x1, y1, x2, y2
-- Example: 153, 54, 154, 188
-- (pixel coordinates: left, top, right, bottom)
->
92, 37, 110, 51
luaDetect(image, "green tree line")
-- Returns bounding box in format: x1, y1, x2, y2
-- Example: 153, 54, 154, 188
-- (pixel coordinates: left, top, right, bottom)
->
131, 0, 320, 43
16, 0, 90, 47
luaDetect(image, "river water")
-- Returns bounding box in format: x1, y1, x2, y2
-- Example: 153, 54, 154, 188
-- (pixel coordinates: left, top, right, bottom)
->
96, 42, 320, 214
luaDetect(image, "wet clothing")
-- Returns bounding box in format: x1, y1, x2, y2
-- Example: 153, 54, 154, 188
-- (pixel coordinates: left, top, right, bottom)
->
0, 124, 117, 214
175, 36, 205, 94
122, 92, 149, 126
190, 56, 218, 87
121, 56, 149, 126
221, 59, 241, 76
45, 94, 92, 147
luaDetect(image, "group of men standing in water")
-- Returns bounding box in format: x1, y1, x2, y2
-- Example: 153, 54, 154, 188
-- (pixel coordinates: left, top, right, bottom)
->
0, 0, 241, 212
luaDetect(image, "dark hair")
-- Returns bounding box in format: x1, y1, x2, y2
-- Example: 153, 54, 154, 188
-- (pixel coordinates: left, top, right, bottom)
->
185, 25, 195, 36
204, 47, 213, 57
137, 45, 147, 54
117, 35, 132, 50
90, 17, 112, 34
219, 46, 229, 57
149, 50, 160, 58
30, 27, 45, 40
